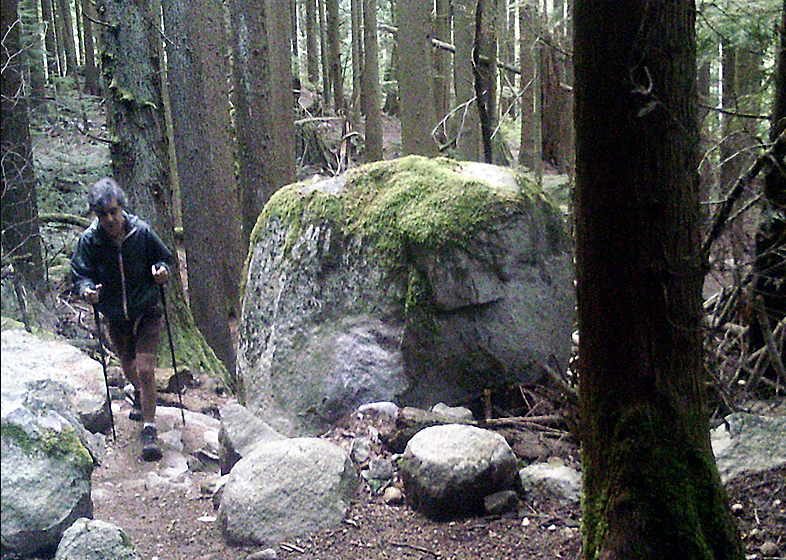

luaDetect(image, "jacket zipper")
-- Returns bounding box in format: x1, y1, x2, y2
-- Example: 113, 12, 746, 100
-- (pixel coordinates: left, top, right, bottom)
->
118, 240, 129, 320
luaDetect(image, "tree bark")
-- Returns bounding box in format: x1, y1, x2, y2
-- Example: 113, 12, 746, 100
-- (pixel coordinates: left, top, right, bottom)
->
453, 0, 481, 161
396, 0, 439, 157
162, 0, 244, 375
749, 6, 786, 379
518, 1, 538, 169
361, 0, 383, 162
1, 0, 46, 296
573, 0, 745, 558
55, 0, 78, 76
473, 0, 498, 164
81, 0, 101, 96
95, 0, 227, 380
325, 0, 343, 111
303, 0, 319, 85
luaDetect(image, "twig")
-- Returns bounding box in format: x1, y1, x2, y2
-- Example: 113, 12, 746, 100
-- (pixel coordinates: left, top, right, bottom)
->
387, 541, 440, 558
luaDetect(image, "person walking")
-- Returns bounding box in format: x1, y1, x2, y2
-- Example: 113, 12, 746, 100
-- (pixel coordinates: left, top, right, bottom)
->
71, 177, 173, 462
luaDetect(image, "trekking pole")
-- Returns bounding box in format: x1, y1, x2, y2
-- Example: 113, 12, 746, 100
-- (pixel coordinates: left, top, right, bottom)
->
159, 285, 186, 425
92, 307, 117, 441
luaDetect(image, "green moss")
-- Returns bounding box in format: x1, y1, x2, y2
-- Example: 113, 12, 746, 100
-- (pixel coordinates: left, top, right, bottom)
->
1, 420, 93, 471
251, 155, 553, 274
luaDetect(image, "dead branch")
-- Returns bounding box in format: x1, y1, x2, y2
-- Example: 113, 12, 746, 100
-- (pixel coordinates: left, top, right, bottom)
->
701, 129, 786, 260
39, 213, 91, 229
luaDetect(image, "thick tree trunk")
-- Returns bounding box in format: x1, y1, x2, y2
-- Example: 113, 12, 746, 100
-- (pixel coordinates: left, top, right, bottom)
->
396, 0, 439, 157
95, 0, 227, 380
162, 0, 244, 375
573, 1, 745, 558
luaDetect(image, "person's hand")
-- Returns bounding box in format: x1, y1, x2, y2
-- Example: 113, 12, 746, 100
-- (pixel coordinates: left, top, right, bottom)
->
152, 264, 169, 285
84, 284, 102, 305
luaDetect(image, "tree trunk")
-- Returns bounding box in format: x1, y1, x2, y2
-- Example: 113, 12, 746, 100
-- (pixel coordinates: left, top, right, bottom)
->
233, 0, 296, 246
518, 0, 538, 169
55, 0, 78, 76
95, 0, 227, 380
81, 0, 100, 96
162, 0, 244, 375
573, 1, 745, 558
362, 0, 383, 161
453, 0, 481, 161
1, 0, 46, 297
749, 6, 786, 380
350, 0, 362, 113
40, 0, 58, 79
20, 0, 48, 107
319, 0, 331, 108
304, 0, 319, 85
326, 0, 343, 111
433, 0, 450, 126
396, 0, 439, 156
473, 0, 498, 164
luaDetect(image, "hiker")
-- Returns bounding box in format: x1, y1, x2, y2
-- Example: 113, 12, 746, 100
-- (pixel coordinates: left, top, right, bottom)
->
71, 177, 173, 462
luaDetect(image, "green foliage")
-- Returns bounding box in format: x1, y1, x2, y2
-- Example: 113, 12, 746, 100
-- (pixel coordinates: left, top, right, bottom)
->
697, 0, 780, 58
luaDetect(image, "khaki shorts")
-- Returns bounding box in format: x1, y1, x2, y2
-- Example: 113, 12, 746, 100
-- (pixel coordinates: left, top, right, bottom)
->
107, 308, 163, 363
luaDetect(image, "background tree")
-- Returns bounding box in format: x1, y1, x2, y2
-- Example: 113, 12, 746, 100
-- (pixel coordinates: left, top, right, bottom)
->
162, 0, 244, 375
304, 0, 320, 86
396, 0, 439, 156
55, 0, 77, 77
518, 1, 539, 170
2, 0, 46, 301
362, 0, 383, 161
573, 0, 745, 557
80, 0, 100, 96
95, 0, 227, 379
473, 0, 498, 163
453, 0, 481, 161
749, 6, 786, 383
325, 0, 343, 112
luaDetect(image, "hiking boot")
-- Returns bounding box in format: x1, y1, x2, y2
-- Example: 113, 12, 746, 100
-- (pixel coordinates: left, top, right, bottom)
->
140, 425, 162, 462
126, 387, 142, 422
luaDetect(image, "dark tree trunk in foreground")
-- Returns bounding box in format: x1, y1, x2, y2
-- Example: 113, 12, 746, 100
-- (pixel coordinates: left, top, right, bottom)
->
96, 0, 227, 380
573, 1, 745, 558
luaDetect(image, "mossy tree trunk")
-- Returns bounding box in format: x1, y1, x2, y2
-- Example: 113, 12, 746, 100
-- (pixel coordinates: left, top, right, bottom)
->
573, 1, 745, 559
95, 0, 228, 383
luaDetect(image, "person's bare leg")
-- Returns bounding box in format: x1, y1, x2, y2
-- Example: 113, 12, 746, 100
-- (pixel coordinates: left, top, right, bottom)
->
135, 353, 157, 423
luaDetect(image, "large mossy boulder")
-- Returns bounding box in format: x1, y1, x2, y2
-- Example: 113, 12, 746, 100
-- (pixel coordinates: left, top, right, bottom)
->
237, 156, 574, 435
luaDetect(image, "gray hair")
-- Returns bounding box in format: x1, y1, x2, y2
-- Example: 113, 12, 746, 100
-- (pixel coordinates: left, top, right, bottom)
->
88, 177, 128, 214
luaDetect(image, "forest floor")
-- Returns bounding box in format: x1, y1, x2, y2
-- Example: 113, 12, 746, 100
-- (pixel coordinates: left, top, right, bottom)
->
15, 86, 786, 560
88, 381, 785, 560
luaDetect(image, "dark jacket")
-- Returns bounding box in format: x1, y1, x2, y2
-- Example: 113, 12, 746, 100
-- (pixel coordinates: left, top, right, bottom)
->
71, 212, 173, 322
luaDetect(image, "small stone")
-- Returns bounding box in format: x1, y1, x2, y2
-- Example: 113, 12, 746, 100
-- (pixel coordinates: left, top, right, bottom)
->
483, 490, 519, 515
247, 548, 278, 560
383, 486, 404, 505
760, 541, 779, 557
730, 503, 744, 515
